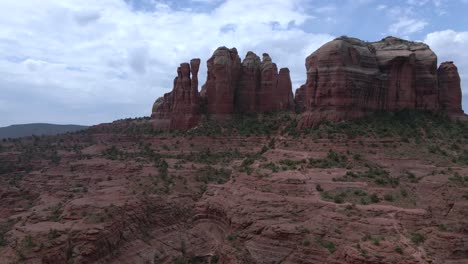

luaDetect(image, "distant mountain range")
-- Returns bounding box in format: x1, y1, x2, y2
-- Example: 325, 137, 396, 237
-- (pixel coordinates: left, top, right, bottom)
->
0, 123, 89, 139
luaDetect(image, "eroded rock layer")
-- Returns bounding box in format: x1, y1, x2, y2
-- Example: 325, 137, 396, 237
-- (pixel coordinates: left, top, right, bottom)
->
297, 36, 463, 127
151, 59, 201, 130
152, 48, 295, 129
438, 61, 462, 114
152, 36, 463, 130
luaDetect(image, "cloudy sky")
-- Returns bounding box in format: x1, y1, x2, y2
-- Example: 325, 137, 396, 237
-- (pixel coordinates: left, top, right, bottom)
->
0, 0, 467, 126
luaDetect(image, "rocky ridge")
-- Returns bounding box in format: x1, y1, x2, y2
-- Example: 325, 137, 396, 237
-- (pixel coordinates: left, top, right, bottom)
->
152, 36, 464, 130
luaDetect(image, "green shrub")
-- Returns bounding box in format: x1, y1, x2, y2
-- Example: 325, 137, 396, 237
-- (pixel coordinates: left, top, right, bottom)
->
370, 194, 380, 203
278, 159, 303, 170
317, 238, 336, 253
239, 158, 255, 175
261, 162, 279, 172
383, 194, 394, 202
49, 203, 63, 222
438, 224, 448, 232
48, 229, 60, 240
448, 172, 468, 186
400, 188, 408, 197
316, 184, 324, 192
411, 233, 425, 245
226, 233, 238, 242
333, 195, 344, 204
0, 221, 13, 247
195, 166, 231, 184
22, 234, 35, 248
309, 150, 347, 168
395, 246, 403, 254
102, 146, 125, 160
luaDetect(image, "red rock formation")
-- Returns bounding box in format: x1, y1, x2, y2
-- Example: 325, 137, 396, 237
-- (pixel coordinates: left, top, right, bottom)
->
237, 51, 261, 113
297, 37, 381, 127
236, 52, 294, 113
438, 61, 462, 114
152, 37, 462, 130
152, 48, 296, 129
151, 59, 201, 130
297, 36, 463, 127
372, 37, 438, 110
258, 53, 279, 112
277, 68, 295, 111
205, 47, 242, 118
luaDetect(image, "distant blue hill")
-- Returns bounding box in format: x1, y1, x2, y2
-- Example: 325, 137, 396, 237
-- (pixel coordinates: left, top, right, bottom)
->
0, 123, 89, 139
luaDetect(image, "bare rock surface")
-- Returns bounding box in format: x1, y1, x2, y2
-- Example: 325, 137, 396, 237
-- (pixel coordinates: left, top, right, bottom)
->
438, 61, 462, 114
152, 48, 295, 129
151, 59, 201, 130
297, 36, 464, 127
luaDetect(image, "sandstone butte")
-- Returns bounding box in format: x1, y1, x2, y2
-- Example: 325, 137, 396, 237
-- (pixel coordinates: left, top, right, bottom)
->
151, 36, 464, 130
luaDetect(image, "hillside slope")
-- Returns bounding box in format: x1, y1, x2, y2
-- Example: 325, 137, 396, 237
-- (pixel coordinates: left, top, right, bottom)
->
0, 123, 88, 139
0, 112, 467, 263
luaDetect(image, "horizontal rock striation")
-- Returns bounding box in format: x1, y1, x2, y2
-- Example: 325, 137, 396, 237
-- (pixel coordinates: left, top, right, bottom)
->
151, 59, 201, 130
297, 36, 464, 127
151, 48, 295, 130
152, 36, 463, 130
438, 61, 462, 114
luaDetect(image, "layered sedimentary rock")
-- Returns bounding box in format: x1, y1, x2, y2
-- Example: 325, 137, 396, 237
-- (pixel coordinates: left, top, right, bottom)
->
277, 68, 295, 111
438, 61, 462, 113
236, 51, 295, 114
152, 36, 463, 130
237, 51, 261, 113
257, 53, 279, 112
204, 47, 242, 118
152, 48, 295, 129
297, 36, 463, 127
151, 59, 201, 130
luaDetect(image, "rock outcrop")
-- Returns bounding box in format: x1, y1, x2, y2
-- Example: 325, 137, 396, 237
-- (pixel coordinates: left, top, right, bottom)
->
277, 68, 295, 112
152, 36, 463, 130
297, 36, 463, 127
152, 48, 295, 129
438, 61, 462, 114
204, 47, 242, 118
151, 59, 201, 130
237, 51, 261, 113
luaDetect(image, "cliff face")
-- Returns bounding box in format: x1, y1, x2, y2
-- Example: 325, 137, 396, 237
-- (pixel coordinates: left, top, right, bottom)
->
297, 36, 463, 127
438, 61, 462, 114
151, 59, 201, 130
152, 36, 463, 130
151, 48, 295, 130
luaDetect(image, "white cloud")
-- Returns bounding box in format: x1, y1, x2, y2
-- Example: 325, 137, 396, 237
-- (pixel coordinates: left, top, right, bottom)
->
314, 5, 336, 13
407, 0, 430, 6
424, 30, 468, 96
74, 10, 102, 26
389, 17, 427, 35
376, 4, 387, 10
0, 0, 333, 126
0, 0, 465, 126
